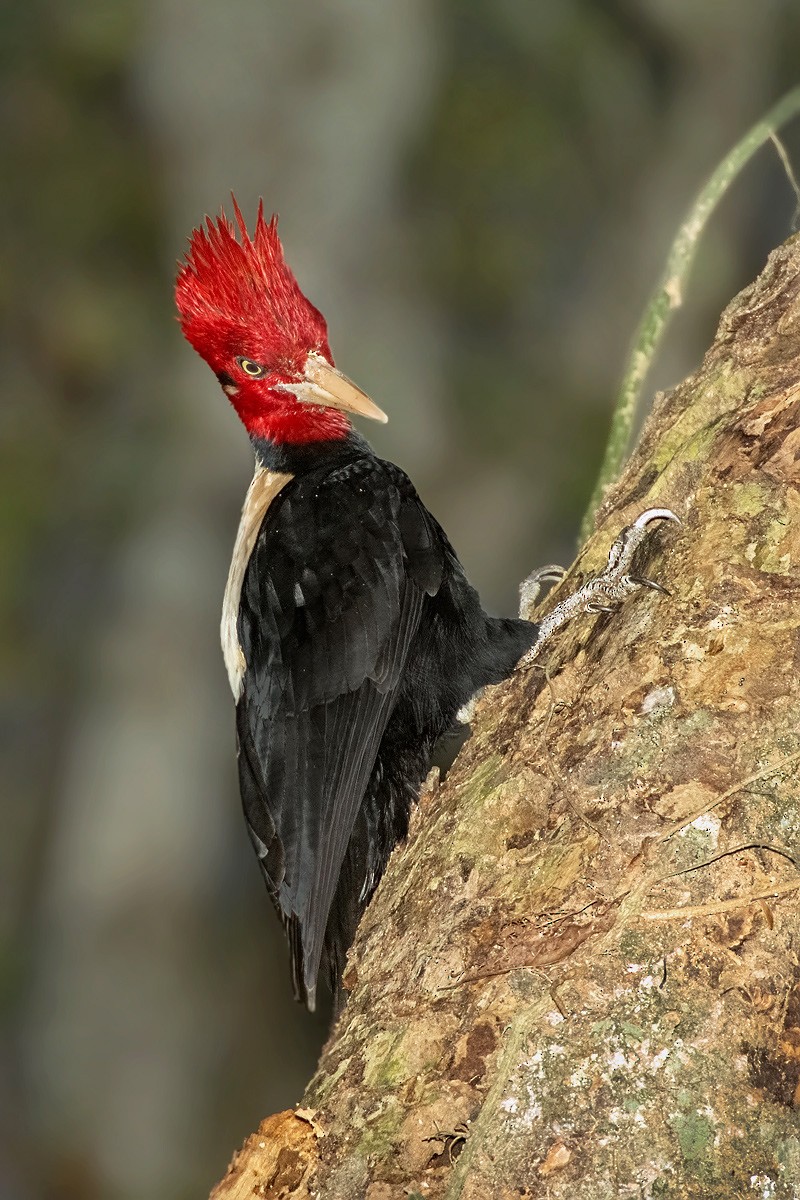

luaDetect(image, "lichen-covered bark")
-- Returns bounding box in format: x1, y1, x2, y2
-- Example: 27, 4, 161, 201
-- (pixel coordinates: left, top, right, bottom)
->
211, 236, 800, 1199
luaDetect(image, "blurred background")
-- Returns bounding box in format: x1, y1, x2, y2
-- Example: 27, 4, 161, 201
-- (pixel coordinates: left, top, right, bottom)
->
2, 1, 800, 1196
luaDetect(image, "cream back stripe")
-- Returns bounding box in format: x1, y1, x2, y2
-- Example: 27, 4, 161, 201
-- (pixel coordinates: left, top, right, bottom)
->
221, 465, 293, 700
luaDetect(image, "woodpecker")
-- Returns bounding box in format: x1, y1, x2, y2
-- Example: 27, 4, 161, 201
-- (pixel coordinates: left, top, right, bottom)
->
176, 200, 676, 1010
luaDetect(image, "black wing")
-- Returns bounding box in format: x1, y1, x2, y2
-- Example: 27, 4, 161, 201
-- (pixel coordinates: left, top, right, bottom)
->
235, 457, 443, 1008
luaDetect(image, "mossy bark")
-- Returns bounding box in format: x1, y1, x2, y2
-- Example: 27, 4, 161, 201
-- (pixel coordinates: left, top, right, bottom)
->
211, 236, 800, 1200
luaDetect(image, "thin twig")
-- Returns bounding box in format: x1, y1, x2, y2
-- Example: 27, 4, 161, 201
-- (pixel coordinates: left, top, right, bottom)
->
581, 85, 800, 538
653, 842, 798, 882
770, 132, 800, 229
638, 879, 800, 922
658, 746, 800, 843
537, 897, 607, 929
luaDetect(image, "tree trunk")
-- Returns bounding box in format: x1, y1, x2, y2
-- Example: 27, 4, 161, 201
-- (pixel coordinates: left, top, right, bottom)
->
211, 235, 800, 1200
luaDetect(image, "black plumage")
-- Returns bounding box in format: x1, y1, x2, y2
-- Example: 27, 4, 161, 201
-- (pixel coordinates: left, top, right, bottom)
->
235, 434, 537, 1009
175, 202, 543, 1012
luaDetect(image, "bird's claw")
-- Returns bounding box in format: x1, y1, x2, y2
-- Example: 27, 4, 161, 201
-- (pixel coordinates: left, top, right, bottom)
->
632, 507, 681, 529
606, 507, 680, 568
519, 564, 567, 619
627, 575, 671, 596
517, 507, 680, 668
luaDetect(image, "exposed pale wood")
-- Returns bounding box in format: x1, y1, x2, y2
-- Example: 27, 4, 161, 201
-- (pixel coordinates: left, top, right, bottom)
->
209, 1111, 315, 1199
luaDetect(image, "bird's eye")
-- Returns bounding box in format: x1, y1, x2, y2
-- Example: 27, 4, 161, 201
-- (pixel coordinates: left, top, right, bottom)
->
237, 357, 265, 377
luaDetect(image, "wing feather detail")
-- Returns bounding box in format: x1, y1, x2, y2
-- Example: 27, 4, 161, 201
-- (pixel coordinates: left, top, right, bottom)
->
235, 457, 440, 1008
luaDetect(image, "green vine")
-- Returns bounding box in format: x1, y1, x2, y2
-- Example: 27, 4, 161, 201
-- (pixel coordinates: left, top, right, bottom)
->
581, 85, 800, 541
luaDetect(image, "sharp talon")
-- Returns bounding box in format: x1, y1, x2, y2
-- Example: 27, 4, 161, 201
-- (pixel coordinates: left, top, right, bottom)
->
529, 565, 566, 584
519, 564, 568, 618
586, 602, 618, 614
628, 576, 671, 595
631, 507, 681, 529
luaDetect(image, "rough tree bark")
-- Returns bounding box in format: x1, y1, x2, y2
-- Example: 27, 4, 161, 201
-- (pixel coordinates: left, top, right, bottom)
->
210, 236, 800, 1199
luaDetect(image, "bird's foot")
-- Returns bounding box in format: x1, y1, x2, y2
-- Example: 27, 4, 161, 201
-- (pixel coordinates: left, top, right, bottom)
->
518, 507, 680, 669
519, 564, 567, 620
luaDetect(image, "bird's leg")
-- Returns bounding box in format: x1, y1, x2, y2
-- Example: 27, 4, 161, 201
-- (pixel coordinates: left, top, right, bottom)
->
518, 507, 680, 669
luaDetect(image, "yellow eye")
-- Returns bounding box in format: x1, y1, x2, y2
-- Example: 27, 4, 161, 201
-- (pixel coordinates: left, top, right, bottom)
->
237, 357, 265, 377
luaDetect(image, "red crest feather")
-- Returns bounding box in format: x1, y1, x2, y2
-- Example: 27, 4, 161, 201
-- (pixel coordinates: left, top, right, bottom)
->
175, 198, 332, 374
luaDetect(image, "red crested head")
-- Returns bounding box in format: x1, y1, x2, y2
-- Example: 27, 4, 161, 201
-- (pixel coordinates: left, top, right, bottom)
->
176, 198, 332, 380
176, 198, 387, 443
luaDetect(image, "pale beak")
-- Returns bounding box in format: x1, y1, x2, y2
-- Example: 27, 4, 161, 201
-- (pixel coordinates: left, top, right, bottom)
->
273, 351, 388, 423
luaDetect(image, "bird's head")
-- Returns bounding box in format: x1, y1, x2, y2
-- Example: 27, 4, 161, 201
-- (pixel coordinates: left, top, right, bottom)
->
175, 198, 387, 443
